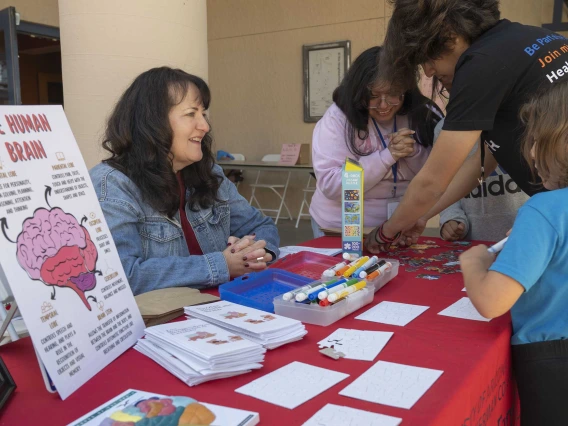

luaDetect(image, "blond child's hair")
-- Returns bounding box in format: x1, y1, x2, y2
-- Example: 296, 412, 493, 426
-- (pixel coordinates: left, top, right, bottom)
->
521, 80, 568, 190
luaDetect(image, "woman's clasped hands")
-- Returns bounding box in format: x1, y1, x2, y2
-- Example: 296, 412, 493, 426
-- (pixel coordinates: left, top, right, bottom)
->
387, 128, 416, 161
223, 235, 273, 278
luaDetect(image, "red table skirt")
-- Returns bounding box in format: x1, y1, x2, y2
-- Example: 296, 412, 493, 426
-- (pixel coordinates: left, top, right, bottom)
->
0, 237, 519, 425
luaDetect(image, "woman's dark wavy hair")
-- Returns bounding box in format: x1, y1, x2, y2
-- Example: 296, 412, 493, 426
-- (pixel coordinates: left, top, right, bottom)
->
102, 67, 220, 218
379, 0, 501, 92
333, 46, 444, 157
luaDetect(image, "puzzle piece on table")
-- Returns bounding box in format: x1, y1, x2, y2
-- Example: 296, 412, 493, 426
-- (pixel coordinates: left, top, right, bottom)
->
424, 266, 443, 272
320, 347, 346, 360
431, 251, 462, 262
417, 274, 440, 280
318, 336, 344, 349
443, 261, 460, 266
408, 244, 440, 250
424, 240, 437, 244
407, 258, 436, 268
452, 241, 471, 246
405, 267, 420, 273
439, 268, 460, 274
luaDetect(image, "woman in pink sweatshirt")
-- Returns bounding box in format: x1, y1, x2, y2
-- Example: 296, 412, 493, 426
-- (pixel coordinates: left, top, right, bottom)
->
310, 46, 443, 237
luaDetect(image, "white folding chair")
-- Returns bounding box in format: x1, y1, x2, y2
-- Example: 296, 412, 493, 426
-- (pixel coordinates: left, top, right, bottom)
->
229, 153, 245, 189
295, 174, 316, 228
249, 154, 293, 224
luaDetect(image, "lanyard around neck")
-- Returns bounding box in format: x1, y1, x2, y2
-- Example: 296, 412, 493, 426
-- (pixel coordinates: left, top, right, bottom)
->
372, 116, 398, 198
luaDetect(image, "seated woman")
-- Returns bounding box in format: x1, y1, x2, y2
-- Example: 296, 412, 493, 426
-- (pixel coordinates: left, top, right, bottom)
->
90, 67, 279, 295
310, 46, 443, 237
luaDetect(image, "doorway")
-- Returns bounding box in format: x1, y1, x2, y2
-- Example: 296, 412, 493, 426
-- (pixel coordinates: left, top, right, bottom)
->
0, 6, 61, 106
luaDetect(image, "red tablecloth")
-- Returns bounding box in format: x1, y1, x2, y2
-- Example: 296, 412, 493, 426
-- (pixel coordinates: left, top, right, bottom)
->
0, 237, 519, 425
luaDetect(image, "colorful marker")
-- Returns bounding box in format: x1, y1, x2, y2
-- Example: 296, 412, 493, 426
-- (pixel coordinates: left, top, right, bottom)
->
359, 263, 380, 278
335, 258, 362, 276
333, 284, 369, 307
353, 256, 379, 278
366, 261, 392, 280
308, 278, 348, 301
319, 284, 367, 307
488, 237, 508, 254
282, 279, 334, 301
366, 270, 380, 280
322, 261, 347, 278
343, 256, 370, 278
343, 252, 360, 261
296, 278, 340, 302
376, 261, 392, 275
327, 280, 367, 303
318, 278, 359, 300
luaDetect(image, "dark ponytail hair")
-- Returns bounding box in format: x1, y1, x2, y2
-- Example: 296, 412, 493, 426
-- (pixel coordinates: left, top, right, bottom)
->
102, 67, 221, 218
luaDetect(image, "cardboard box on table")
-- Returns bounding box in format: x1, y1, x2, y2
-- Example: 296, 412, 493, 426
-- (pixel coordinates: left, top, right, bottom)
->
341, 158, 364, 258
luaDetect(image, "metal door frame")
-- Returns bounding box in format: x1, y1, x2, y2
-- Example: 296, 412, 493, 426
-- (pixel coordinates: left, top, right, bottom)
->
0, 6, 60, 105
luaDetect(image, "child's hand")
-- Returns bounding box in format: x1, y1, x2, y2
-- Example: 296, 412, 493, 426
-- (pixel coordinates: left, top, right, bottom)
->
441, 220, 466, 241
459, 245, 495, 271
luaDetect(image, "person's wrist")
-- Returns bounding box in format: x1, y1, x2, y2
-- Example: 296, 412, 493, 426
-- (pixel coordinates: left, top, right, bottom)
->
382, 221, 396, 239
374, 222, 401, 245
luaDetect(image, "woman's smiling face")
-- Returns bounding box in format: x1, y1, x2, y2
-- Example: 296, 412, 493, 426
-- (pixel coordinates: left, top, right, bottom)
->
169, 84, 210, 172
368, 83, 404, 125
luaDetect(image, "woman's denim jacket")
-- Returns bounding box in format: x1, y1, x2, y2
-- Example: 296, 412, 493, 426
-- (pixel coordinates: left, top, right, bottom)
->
90, 163, 280, 295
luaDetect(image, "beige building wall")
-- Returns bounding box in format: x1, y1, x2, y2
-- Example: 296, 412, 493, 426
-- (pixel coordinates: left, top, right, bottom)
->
207, 0, 386, 222
207, 0, 560, 231
501, 0, 542, 26
542, 0, 568, 38
58, 0, 208, 168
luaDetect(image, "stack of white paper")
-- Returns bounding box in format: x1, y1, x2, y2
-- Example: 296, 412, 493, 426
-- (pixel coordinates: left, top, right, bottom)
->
134, 318, 266, 386
185, 301, 307, 349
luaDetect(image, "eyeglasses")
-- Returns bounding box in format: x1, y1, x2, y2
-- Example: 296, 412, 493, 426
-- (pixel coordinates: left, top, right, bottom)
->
368, 93, 405, 108
438, 87, 449, 100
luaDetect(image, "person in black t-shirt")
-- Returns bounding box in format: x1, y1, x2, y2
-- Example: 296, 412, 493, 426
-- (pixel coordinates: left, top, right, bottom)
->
364, 0, 568, 253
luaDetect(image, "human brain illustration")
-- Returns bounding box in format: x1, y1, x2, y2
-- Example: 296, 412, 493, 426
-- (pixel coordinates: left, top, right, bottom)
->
99, 396, 216, 425
16, 207, 98, 310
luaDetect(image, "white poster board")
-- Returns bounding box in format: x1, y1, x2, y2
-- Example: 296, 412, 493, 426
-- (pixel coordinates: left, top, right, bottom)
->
308, 47, 345, 117
0, 106, 144, 399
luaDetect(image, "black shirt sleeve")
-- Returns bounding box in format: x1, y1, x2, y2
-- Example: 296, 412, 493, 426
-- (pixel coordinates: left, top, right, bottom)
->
443, 53, 513, 132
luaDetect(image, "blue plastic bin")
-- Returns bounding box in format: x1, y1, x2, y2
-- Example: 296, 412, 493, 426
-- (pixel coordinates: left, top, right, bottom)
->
219, 269, 313, 313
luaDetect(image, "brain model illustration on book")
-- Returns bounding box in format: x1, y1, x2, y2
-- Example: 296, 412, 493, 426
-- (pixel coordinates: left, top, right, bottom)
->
99, 396, 216, 425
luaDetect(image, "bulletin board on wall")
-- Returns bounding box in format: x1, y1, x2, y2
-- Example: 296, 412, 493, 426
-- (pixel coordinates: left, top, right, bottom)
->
303, 40, 350, 123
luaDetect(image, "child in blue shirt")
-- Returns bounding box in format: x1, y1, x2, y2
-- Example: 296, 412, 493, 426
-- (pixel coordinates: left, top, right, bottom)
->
459, 80, 568, 426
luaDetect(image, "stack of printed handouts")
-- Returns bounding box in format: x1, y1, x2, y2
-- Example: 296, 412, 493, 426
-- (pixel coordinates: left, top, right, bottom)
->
184, 301, 307, 350
134, 318, 266, 386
